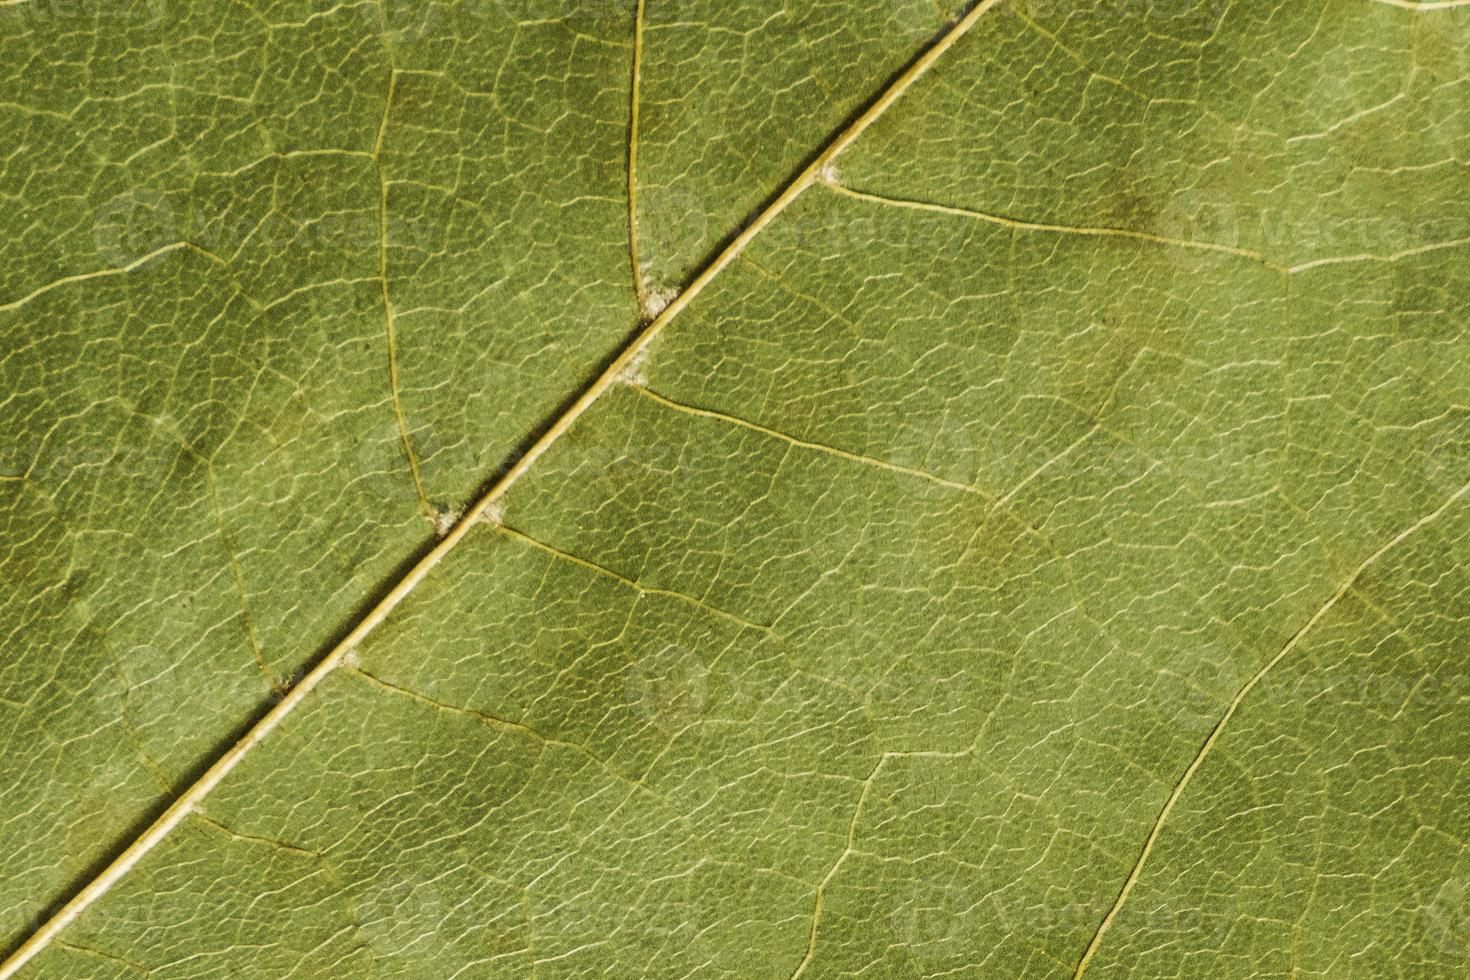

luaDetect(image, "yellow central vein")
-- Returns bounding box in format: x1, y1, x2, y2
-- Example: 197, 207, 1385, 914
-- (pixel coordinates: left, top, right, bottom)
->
1073, 476, 1470, 977
0, 4, 1007, 974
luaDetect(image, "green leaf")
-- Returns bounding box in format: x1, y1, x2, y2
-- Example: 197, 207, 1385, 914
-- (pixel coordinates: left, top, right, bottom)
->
3, 1, 1469, 977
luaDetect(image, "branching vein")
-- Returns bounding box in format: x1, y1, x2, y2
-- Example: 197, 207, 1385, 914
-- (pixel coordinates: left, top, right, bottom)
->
0, 4, 1011, 974
1073, 476, 1470, 977
0, 243, 227, 315
631, 384, 1005, 503
495, 522, 773, 636
823, 181, 1286, 271
627, 0, 651, 315
374, 66, 434, 521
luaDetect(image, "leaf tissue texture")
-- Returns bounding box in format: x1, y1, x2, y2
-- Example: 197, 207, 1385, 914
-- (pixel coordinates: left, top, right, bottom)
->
1, 1, 1468, 978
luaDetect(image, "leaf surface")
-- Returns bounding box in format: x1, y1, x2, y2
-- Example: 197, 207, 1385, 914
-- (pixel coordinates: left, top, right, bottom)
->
3, 1, 1470, 977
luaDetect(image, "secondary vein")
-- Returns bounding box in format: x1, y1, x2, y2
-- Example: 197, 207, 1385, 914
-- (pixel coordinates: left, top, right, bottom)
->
627, 0, 650, 315
630, 383, 1005, 504
824, 180, 1286, 272
374, 65, 434, 521
1072, 476, 1470, 977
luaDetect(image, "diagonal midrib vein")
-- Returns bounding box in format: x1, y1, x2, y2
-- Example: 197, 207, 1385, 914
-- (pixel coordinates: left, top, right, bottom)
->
0, 2, 1007, 975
